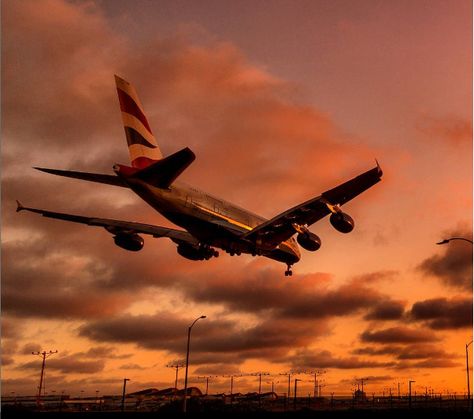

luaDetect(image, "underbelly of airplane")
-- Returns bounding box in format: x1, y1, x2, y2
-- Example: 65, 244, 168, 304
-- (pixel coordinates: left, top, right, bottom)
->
161, 210, 299, 265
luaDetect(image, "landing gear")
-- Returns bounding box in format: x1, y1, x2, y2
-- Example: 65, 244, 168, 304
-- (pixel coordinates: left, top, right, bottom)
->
284, 265, 293, 276
200, 244, 219, 260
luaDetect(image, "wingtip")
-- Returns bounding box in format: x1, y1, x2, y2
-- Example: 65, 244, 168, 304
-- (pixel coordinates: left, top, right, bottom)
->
375, 158, 383, 177
16, 200, 24, 212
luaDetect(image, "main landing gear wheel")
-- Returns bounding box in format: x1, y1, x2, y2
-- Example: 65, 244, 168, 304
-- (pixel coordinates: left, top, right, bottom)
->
284, 265, 293, 276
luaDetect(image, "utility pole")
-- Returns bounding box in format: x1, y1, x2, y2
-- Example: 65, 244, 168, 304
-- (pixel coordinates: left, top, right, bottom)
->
121, 378, 130, 412
223, 374, 243, 404
250, 372, 269, 407
197, 376, 216, 396
32, 350, 58, 408
167, 362, 185, 398
302, 369, 325, 398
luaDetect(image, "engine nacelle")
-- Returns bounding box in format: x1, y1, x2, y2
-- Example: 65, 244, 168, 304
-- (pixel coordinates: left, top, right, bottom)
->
114, 233, 144, 251
329, 212, 354, 233
297, 232, 321, 251
177, 243, 218, 261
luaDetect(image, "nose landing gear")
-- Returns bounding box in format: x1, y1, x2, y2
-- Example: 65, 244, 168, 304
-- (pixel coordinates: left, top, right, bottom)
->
284, 265, 293, 276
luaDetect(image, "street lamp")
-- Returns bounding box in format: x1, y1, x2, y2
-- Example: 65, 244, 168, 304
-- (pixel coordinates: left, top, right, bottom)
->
409, 380, 416, 409
436, 237, 473, 245
466, 340, 473, 402
121, 378, 130, 412
294, 379, 302, 410
183, 315, 206, 413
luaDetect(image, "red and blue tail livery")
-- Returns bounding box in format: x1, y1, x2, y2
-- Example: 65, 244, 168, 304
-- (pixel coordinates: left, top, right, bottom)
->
115, 75, 163, 169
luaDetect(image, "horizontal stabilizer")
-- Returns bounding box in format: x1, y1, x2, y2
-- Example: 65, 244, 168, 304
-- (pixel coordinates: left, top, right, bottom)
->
34, 167, 128, 188
134, 147, 195, 188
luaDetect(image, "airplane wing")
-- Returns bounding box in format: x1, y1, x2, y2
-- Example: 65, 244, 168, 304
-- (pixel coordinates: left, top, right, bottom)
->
16, 201, 199, 246
242, 163, 383, 248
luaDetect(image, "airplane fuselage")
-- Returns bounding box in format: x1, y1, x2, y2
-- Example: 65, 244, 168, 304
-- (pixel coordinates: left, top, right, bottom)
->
123, 175, 301, 265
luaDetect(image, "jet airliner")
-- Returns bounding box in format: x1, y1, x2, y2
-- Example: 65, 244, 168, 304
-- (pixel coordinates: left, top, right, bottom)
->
17, 75, 382, 275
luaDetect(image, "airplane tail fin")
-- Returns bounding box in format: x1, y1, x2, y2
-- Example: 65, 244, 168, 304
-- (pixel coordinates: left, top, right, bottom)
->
115, 75, 163, 169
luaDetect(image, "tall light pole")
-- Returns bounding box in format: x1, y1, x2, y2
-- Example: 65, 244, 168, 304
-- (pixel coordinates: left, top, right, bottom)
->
466, 340, 473, 402
409, 380, 415, 409
121, 378, 130, 412
183, 315, 206, 413
293, 379, 301, 410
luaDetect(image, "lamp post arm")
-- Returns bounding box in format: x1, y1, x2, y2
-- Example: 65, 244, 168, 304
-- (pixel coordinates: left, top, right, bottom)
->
183, 315, 206, 413
437, 237, 473, 245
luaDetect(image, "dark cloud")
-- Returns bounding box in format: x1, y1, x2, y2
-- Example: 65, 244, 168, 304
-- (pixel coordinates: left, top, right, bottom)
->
193, 364, 241, 376
351, 270, 398, 284
79, 312, 328, 363
364, 300, 405, 320
81, 346, 133, 360
409, 297, 472, 329
353, 344, 457, 361
119, 363, 147, 370
2, 356, 16, 366
407, 359, 462, 369
360, 327, 439, 344
180, 268, 401, 321
285, 349, 395, 370
20, 343, 42, 355
418, 227, 473, 290
1, 318, 24, 340
19, 354, 105, 374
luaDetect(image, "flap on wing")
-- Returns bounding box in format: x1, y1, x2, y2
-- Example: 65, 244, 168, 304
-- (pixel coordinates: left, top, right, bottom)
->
35, 167, 128, 188
134, 147, 195, 188
243, 163, 382, 246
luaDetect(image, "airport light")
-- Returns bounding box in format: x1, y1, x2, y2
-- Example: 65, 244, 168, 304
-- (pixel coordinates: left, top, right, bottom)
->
183, 315, 206, 413
466, 340, 473, 402
32, 350, 58, 408
197, 375, 217, 395
167, 362, 185, 399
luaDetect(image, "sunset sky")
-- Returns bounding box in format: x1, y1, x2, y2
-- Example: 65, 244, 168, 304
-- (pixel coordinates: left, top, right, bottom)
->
2, 0, 472, 397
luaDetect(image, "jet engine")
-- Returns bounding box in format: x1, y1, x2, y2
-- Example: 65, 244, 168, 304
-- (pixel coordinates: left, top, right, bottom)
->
297, 231, 321, 251
329, 212, 354, 233
177, 243, 219, 261
114, 233, 144, 251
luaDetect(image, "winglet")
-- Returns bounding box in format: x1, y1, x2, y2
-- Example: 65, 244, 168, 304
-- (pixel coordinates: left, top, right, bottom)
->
375, 159, 383, 177
16, 200, 25, 212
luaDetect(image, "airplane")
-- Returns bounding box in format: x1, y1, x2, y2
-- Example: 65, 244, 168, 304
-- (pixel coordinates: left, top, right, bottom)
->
17, 75, 383, 276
